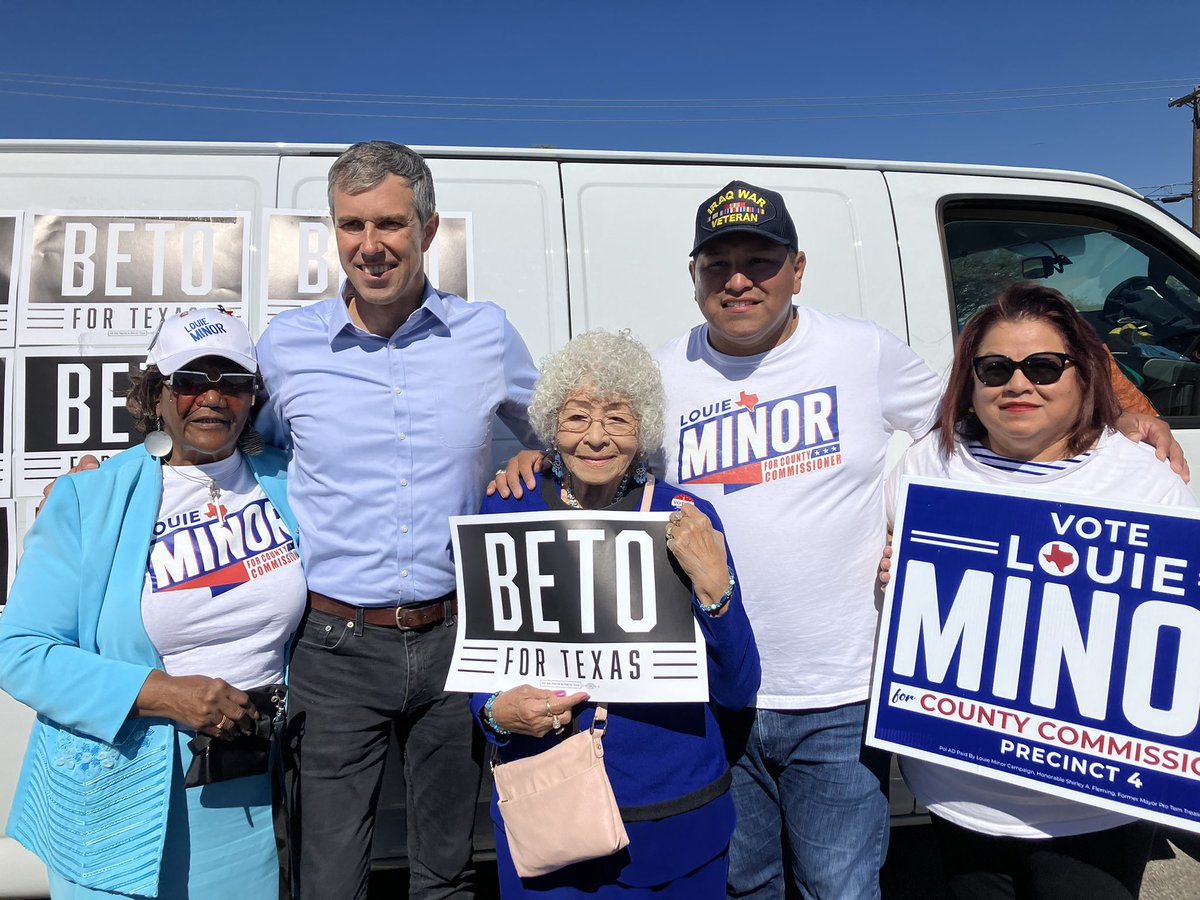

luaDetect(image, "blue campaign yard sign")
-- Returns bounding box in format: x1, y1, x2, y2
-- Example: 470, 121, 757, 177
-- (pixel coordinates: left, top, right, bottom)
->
867, 476, 1200, 833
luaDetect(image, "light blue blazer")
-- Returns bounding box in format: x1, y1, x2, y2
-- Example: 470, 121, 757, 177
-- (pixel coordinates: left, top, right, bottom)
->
0, 445, 297, 897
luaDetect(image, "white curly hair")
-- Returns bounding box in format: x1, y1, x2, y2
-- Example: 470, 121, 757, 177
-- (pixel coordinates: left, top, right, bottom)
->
529, 329, 665, 456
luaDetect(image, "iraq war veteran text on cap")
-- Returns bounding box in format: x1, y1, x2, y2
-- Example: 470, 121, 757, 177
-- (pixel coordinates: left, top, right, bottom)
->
691, 180, 798, 255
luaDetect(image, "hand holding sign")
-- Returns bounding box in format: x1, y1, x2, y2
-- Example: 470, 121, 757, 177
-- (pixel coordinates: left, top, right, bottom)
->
879, 536, 893, 587
489, 686, 591, 738
665, 504, 730, 612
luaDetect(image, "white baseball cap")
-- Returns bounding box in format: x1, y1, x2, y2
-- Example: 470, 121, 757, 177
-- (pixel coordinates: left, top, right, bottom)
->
146, 307, 257, 376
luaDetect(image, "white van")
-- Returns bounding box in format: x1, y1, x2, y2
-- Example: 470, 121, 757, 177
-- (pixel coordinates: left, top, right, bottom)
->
2, 141, 1199, 894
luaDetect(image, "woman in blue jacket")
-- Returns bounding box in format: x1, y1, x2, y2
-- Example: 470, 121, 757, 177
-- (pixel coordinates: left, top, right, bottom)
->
472, 329, 760, 897
0, 308, 306, 899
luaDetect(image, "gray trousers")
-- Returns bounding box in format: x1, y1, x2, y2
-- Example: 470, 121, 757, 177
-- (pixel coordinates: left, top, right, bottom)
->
286, 606, 480, 900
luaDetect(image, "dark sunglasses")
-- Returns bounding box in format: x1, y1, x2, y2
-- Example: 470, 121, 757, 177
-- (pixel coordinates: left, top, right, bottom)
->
167, 370, 258, 396
972, 352, 1076, 387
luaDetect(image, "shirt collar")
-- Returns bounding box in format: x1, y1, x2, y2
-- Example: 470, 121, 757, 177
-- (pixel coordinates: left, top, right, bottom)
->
329, 278, 451, 343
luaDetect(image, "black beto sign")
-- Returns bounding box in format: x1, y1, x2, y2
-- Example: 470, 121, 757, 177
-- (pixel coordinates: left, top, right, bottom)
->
16, 351, 140, 493
458, 514, 693, 642
447, 511, 708, 702
22, 355, 137, 452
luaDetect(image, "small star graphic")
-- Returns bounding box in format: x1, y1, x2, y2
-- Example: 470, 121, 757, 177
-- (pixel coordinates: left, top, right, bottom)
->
736, 390, 759, 411
1043, 543, 1075, 573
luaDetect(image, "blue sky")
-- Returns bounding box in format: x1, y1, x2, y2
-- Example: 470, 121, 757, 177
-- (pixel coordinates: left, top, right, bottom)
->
1, 1, 1197, 215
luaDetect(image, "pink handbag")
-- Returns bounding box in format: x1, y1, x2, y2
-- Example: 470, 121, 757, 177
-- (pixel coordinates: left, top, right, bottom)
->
491, 705, 629, 878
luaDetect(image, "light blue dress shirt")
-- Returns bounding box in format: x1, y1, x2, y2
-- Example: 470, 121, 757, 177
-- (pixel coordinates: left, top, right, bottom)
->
256, 281, 540, 606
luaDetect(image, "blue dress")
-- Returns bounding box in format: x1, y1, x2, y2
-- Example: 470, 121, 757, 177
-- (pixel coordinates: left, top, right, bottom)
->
470, 474, 761, 896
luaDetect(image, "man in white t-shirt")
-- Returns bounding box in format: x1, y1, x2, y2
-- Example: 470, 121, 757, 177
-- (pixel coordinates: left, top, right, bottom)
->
651, 181, 943, 899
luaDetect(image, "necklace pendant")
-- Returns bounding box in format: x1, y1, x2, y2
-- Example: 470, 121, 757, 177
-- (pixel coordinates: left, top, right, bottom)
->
208, 481, 226, 527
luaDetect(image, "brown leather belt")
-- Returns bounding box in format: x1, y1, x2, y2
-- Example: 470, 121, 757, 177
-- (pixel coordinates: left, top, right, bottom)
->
307, 590, 456, 630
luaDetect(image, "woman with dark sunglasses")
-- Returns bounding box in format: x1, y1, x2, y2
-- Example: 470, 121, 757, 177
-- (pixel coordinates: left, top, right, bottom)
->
883, 283, 1195, 900
0, 308, 305, 899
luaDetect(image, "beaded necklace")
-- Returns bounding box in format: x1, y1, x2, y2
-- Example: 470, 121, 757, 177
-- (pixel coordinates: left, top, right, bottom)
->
560, 469, 633, 510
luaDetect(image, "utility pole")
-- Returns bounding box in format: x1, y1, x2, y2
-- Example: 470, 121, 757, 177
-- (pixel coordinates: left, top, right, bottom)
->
1168, 85, 1200, 232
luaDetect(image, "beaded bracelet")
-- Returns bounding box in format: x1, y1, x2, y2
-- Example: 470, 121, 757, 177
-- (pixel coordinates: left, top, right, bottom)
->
697, 568, 736, 615
483, 690, 511, 735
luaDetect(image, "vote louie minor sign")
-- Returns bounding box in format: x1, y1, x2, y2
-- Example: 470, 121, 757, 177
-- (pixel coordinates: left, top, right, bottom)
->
446, 510, 707, 702
868, 476, 1200, 833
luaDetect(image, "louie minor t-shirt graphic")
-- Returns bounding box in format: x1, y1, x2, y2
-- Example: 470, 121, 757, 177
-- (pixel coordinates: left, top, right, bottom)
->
675, 384, 843, 492
654, 308, 944, 707
147, 495, 297, 594
141, 451, 306, 689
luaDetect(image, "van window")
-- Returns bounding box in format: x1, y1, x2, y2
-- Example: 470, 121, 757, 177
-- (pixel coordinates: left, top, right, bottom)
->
943, 204, 1200, 421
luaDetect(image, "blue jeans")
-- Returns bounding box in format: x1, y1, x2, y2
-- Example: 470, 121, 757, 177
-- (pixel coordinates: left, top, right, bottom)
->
726, 703, 890, 900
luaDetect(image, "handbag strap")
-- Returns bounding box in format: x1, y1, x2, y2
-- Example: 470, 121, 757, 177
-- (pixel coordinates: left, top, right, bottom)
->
638, 476, 656, 512
589, 703, 609, 738
490, 702, 609, 768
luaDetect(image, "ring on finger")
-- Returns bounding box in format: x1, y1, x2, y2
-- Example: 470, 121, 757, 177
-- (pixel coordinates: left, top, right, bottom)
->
217, 714, 231, 732
551, 713, 562, 732
545, 697, 553, 716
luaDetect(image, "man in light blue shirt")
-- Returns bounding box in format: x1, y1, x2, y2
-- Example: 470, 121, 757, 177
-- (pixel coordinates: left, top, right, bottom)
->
256, 141, 540, 900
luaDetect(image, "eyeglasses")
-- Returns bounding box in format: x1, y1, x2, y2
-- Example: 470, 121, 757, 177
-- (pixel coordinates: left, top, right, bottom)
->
557, 411, 639, 436
972, 352, 1076, 387
167, 370, 258, 396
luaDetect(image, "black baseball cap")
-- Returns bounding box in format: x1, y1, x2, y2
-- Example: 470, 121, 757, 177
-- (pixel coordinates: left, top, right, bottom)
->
691, 180, 798, 256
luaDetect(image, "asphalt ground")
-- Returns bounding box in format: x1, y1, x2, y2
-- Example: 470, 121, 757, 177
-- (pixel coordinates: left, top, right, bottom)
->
369, 825, 1200, 898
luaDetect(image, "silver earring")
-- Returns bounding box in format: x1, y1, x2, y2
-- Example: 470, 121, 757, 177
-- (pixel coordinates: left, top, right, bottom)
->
144, 417, 173, 458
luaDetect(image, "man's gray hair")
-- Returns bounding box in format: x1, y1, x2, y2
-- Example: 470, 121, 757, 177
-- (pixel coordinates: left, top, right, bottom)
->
327, 141, 436, 224
529, 329, 665, 456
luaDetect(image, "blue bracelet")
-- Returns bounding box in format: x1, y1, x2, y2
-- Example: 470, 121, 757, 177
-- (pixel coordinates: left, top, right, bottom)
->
698, 569, 735, 615
483, 691, 510, 735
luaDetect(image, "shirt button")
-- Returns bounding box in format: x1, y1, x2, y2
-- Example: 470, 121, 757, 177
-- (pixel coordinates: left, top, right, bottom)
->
401, 569, 409, 577
401, 525, 410, 533
389, 342, 397, 350
394, 386, 403, 395
400, 479, 409, 487
398, 432, 407, 441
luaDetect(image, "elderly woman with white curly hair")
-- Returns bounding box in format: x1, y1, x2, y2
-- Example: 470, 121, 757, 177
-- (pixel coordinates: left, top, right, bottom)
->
471, 329, 760, 898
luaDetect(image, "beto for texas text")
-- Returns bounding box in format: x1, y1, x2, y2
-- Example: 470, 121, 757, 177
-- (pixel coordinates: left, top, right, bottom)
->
446, 510, 707, 703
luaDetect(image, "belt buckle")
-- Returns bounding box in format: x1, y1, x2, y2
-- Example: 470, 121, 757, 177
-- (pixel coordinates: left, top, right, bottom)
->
394, 605, 415, 630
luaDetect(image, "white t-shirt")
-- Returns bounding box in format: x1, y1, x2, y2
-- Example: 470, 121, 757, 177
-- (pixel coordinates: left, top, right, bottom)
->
654, 307, 943, 708
141, 451, 307, 689
888, 429, 1196, 837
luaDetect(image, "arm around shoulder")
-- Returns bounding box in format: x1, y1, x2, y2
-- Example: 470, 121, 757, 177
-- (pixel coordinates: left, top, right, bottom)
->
497, 317, 541, 449
876, 327, 943, 438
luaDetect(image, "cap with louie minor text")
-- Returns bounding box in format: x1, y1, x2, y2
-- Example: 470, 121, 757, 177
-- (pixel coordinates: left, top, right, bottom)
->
691, 180, 798, 256
146, 307, 258, 376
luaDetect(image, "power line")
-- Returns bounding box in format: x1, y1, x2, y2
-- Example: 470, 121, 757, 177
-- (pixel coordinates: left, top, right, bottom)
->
0, 85, 1183, 125
0, 70, 1193, 111
1139, 182, 1193, 199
